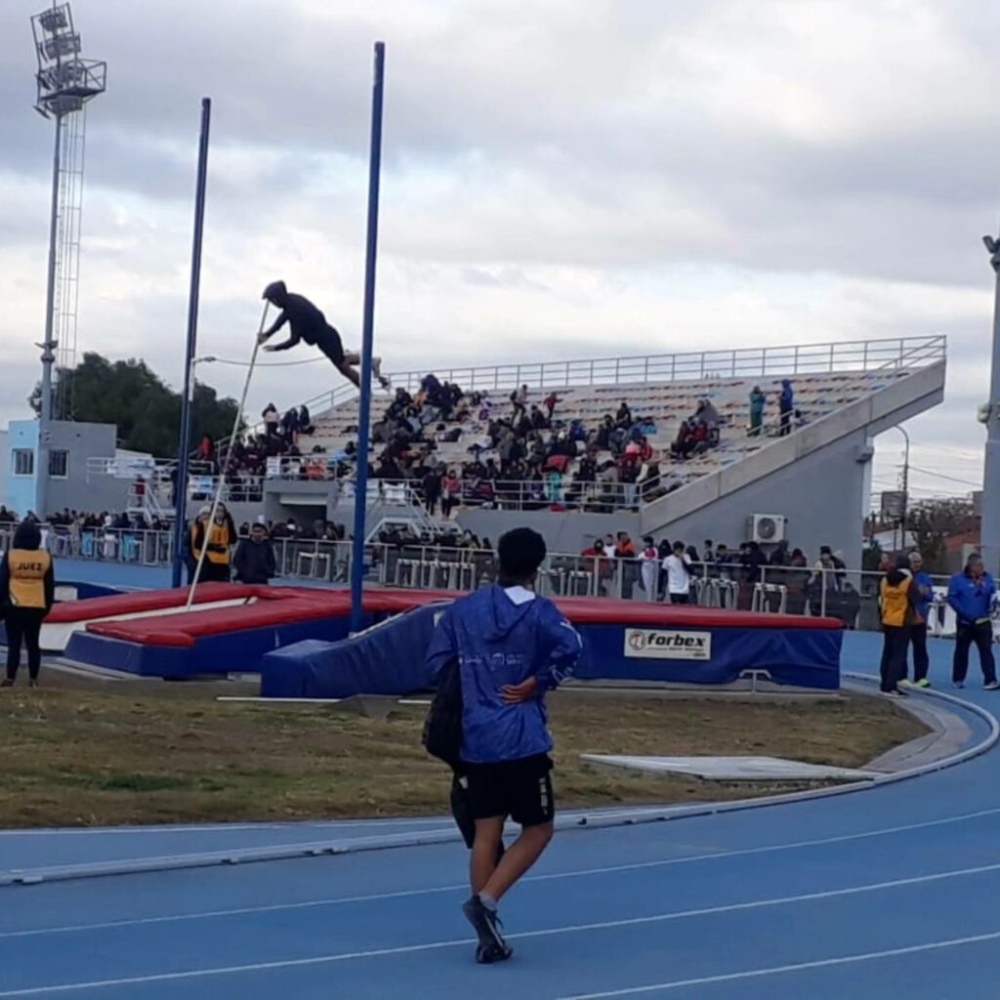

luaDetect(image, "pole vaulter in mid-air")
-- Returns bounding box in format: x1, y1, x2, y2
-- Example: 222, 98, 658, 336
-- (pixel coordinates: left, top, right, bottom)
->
257, 280, 391, 391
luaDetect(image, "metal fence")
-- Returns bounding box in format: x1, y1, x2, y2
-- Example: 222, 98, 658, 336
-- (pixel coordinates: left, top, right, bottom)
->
289, 334, 948, 431
4, 526, 987, 639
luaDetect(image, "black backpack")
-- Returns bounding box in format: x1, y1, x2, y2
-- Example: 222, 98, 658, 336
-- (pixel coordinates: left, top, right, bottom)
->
422, 656, 463, 766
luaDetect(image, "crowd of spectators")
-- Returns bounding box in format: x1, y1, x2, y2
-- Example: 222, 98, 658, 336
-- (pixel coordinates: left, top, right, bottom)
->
129, 370, 805, 523
344, 374, 733, 516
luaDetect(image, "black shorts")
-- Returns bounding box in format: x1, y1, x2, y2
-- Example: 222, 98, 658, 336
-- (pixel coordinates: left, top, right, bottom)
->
463, 753, 554, 828
316, 325, 345, 366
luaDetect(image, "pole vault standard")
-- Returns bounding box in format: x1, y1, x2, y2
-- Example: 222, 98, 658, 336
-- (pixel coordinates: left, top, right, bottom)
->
349, 41, 386, 633
172, 97, 212, 589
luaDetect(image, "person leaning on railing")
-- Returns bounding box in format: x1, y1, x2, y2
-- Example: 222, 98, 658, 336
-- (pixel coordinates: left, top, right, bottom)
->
0, 520, 55, 689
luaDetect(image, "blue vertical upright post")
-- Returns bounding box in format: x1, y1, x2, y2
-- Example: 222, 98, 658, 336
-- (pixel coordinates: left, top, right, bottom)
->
350, 42, 386, 632
171, 97, 212, 588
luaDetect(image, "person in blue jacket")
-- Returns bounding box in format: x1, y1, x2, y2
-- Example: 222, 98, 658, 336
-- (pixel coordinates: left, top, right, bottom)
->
425, 527, 582, 964
947, 553, 998, 690
907, 551, 934, 687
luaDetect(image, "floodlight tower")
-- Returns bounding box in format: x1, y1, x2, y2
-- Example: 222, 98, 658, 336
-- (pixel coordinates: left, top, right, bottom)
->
30, 2, 106, 517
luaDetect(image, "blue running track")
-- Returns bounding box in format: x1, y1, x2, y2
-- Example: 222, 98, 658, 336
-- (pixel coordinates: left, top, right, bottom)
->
3, 632, 1000, 998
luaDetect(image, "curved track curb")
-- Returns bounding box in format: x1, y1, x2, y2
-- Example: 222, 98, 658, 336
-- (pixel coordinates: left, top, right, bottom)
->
2, 674, 996, 888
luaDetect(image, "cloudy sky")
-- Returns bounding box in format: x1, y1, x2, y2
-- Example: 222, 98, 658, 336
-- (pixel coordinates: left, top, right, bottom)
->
1, 0, 996, 500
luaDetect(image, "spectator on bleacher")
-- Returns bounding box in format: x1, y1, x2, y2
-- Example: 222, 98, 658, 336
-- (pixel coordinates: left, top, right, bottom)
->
615, 401, 633, 429
595, 415, 615, 451
510, 384, 529, 422
619, 457, 640, 509
947, 554, 998, 690
262, 403, 280, 437
671, 419, 697, 460
694, 398, 719, 430
636, 460, 662, 502
281, 407, 300, 448
0, 507, 15, 525
906, 551, 933, 688
298, 405, 314, 435
663, 541, 692, 605
233, 522, 277, 585
442, 470, 462, 519
749, 386, 766, 436
422, 467, 443, 517
779, 380, 794, 436
529, 405, 549, 432
543, 392, 561, 421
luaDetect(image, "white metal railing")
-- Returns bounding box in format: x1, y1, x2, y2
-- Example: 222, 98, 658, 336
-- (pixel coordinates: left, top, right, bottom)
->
8, 527, 990, 637
293, 334, 947, 419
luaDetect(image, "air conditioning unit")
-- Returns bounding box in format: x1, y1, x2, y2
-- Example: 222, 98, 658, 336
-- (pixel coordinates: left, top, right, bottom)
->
748, 513, 786, 544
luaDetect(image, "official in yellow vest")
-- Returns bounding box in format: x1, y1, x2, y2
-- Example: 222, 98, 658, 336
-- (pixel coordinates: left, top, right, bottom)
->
879, 555, 916, 696
191, 504, 236, 583
0, 520, 55, 688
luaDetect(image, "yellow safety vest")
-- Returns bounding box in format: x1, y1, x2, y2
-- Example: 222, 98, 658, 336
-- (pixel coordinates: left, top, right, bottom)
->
196, 520, 232, 565
6, 548, 51, 609
880, 576, 912, 628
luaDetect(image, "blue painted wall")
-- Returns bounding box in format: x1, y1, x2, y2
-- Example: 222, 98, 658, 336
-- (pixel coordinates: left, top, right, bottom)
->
5, 420, 39, 516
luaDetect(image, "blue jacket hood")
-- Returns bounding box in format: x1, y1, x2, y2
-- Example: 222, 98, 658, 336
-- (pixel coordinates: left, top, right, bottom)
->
484, 585, 538, 642
424, 585, 583, 765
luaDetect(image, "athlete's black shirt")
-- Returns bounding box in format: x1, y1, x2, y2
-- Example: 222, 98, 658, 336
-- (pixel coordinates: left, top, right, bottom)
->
267, 293, 332, 349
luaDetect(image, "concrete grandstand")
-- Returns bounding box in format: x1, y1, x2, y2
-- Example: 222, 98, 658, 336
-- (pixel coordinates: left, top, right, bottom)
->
249, 334, 945, 562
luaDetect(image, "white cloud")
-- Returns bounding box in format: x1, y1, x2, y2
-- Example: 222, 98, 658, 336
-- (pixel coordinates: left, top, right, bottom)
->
0, 0, 996, 502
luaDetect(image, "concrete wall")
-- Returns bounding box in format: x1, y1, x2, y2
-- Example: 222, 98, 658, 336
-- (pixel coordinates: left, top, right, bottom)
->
47, 422, 122, 516
652, 429, 871, 566
453, 433, 867, 562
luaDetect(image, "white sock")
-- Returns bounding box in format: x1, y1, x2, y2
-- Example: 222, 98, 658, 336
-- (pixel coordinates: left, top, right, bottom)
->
479, 893, 498, 912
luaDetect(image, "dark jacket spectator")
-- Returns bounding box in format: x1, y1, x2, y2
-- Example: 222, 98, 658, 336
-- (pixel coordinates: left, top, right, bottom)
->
233, 524, 277, 585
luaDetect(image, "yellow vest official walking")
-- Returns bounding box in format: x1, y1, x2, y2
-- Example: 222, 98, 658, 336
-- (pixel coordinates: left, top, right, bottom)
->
0, 521, 55, 688
879, 557, 914, 696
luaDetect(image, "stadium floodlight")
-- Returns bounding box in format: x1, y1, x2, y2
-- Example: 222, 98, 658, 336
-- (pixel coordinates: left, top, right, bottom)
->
982, 223, 1000, 575
29, 2, 106, 519
31, 4, 106, 118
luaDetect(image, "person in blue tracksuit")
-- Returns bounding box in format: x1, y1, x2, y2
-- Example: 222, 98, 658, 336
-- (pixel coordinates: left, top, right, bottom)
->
947, 553, 998, 690
425, 527, 582, 964
907, 551, 934, 687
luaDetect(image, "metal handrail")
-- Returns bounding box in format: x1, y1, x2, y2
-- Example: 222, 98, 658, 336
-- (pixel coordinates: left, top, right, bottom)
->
293, 334, 947, 418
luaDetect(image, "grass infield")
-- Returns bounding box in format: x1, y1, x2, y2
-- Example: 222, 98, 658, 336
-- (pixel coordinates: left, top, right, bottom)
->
0, 674, 926, 828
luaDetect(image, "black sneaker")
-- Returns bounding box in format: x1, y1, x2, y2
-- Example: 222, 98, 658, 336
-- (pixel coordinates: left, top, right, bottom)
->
0, 679, 12, 688
462, 896, 512, 963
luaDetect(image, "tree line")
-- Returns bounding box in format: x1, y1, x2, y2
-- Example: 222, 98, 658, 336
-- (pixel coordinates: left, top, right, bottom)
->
29, 353, 242, 458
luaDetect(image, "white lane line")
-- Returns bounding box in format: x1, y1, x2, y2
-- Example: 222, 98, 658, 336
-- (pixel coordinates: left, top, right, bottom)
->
3, 858, 1000, 996
555, 929, 1000, 998
5, 803, 1000, 940
0, 817, 454, 837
